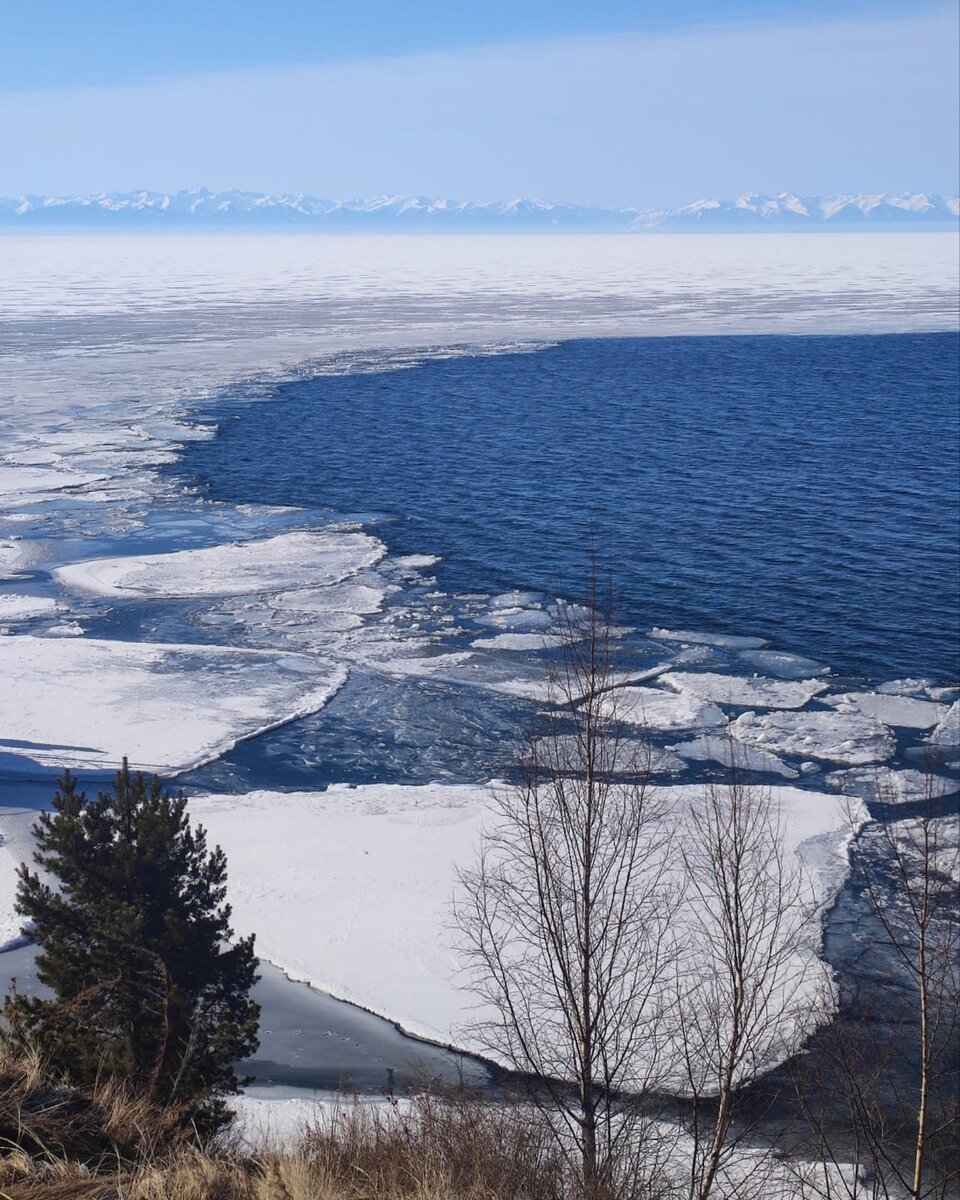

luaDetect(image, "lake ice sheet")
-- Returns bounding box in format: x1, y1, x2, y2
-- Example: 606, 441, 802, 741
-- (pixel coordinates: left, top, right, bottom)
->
0, 233, 957, 1081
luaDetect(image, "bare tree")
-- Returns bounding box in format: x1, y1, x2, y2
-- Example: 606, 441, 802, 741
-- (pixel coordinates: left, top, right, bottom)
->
788, 766, 959, 1200
673, 763, 827, 1200
456, 594, 680, 1197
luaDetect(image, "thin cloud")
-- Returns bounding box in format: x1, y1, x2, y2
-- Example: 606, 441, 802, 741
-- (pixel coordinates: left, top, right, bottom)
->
2, 10, 957, 205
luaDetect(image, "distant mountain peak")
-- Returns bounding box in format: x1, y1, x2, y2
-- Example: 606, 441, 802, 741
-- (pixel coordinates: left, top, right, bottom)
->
2, 190, 957, 231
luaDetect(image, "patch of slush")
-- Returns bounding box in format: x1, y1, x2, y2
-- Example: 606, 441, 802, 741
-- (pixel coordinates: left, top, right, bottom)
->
611, 687, 727, 733
0, 635, 346, 775
0, 594, 60, 621
668, 735, 799, 779
53, 530, 386, 599
190, 779, 860, 1079
661, 671, 828, 710
729, 709, 896, 766
651, 627, 768, 650
927, 701, 960, 747
825, 691, 948, 730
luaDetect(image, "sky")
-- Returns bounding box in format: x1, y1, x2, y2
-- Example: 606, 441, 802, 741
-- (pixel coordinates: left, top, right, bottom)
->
2, 1, 957, 206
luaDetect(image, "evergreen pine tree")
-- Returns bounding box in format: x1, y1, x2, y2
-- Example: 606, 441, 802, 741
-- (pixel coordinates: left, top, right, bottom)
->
6, 762, 259, 1134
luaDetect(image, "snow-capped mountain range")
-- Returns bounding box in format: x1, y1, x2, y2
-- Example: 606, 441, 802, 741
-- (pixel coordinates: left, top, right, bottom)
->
2, 190, 957, 231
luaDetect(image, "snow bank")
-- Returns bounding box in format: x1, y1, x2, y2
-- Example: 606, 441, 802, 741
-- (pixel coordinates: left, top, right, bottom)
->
0, 635, 346, 775
53, 530, 385, 599
729, 709, 895, 766
825, 690, 947, 729
661, 671, 827, 710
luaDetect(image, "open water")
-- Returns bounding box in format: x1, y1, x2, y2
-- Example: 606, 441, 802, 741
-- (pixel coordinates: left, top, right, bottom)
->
174, 333, 960, 684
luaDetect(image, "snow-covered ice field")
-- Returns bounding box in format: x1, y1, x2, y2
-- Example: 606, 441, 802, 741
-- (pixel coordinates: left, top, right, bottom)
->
1, 232, 958, 1093
188, 779, 863, 1069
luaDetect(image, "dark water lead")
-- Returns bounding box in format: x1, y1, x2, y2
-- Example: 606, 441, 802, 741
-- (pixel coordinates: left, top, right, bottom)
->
0, 941, 493, 1094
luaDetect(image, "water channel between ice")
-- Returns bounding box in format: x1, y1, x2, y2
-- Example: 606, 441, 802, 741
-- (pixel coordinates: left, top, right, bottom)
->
0, 940, 494, 1096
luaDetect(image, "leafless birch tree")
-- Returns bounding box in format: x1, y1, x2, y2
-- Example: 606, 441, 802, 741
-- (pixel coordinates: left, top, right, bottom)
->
456, 595, 680, 1197
673, 765, 826, 1200
793, 768, 959, 1200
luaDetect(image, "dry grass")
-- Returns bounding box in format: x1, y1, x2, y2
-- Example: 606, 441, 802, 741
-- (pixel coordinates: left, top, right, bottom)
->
0, 1041, 577, 1200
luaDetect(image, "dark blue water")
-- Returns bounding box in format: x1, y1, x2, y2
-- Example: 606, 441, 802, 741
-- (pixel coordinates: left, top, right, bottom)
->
173, 334, 960, 683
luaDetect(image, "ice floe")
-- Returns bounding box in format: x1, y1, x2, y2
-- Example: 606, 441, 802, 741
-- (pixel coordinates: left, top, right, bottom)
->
470, 632, 565, 650
607, 687, 727, 733
0, 635, 346, 775
927, 700, 960, 747
729, 709, 896, 766
825, 690, 947, 729
737, 649, 830, 680
0, 465, 108, 506
651, 627, 767, 650
668, 734, 799, 779
825, 766, 960, 806
0, 539, 33, 580
0, 594, 60, 621
661, 671, 828, 710
54, 530, 386, 599
189, 783, 493, 1048
475, 606, 555, 632
189, 779, 861, 1068
875, 678, 935, 697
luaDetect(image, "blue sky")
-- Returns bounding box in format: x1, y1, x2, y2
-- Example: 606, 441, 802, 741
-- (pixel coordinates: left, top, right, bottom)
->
2, 1, 957, 204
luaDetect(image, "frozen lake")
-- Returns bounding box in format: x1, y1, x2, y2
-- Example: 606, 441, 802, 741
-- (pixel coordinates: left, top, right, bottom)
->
0, 232, 957, 1089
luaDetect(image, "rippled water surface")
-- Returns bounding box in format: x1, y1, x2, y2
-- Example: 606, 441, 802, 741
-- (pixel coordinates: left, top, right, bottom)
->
175, 333, 960, 683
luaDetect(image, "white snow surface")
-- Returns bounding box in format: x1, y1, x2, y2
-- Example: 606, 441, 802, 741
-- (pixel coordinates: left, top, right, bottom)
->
53, 530, 385, 599
189, 779, 861, 1066
0, 635, 346, 774
661, 670, 828, 710
730, 709, 896, 766
189, 783, 493, 1047
825, 690, 947, 729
